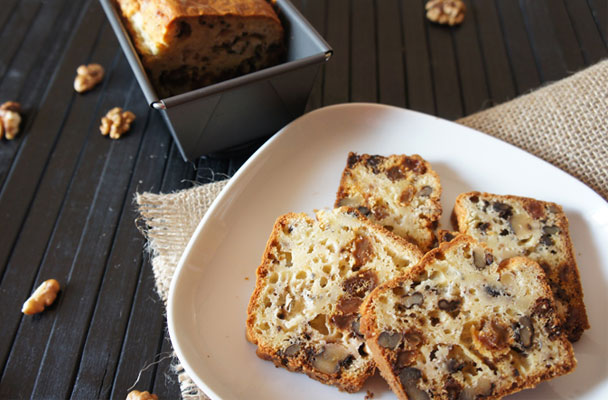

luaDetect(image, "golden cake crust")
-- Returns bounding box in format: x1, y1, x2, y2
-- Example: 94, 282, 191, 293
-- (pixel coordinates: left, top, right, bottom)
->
335, 152, 442, 252
360, 235, 576, 400
116, 0, 281, 49
246, 207, 423, 392
115, 0, 284, 96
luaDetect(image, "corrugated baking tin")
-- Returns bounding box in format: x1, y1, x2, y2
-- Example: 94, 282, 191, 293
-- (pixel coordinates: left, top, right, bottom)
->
100, 0, 332, 161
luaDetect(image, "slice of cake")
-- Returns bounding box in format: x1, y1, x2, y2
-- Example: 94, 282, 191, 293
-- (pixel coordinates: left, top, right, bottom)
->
360, 234, 576, 400
453, 192, 589, 342
335, 153, 442, 252
246, 207, 423, 392
115, 0, 285, 97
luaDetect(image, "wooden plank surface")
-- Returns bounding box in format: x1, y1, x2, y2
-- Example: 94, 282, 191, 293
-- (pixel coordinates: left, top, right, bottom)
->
0, 0, 605, 398
351, 0, 377, 103
70, 112, 171, 399
521, 0, 574, 82
400, 0, 435, 114
299, 0, 327, 112
451, 0, 489, 115
494, 0, 541, 95
323, 0, 350, 104
564, 0, 608, 64
426, 20, 463, 119
471, 0, 516, 106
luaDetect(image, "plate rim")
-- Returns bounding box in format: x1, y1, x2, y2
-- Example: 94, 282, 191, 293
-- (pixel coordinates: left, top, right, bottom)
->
167, 102, 608, 399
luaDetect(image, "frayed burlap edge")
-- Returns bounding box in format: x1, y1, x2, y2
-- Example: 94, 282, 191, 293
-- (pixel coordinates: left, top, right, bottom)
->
136, 181, 228, 304
135, 60, 608, 399
174, 362, 210, 400
136, 181, 228, 400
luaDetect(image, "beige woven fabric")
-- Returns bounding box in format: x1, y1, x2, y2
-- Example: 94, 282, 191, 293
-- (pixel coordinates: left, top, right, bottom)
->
136, 181, 228, 304
136, 181, 227, 400
458, 59, 608, 200
135, 60, 608, 399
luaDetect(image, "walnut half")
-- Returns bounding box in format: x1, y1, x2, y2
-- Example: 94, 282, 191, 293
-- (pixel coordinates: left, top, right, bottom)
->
100, 107, 136, 140
126, 390, 158, 400
426, 0, 466, 26
22, 279, 60, 315
0, 101, 22, 140
74, 63, 105, 93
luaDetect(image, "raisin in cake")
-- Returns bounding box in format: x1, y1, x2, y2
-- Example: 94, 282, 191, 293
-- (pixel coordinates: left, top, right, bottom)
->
115, 0, 284, 97
246, 207, 423, 392
360, 234, 576, 400
453, 192, 589, 342
436, 229, 459, 244
336, 153, 442, 252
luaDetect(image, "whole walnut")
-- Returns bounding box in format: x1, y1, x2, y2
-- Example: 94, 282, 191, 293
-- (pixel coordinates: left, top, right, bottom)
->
74, 63, 105, 93
100, 107, 136, 140
426, 0, 466, 26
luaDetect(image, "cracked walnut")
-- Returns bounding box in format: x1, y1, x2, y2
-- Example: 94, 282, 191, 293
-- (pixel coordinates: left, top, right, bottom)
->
100, 107, 136, 140
426, 0, 466, 26
74, 63, 105, 93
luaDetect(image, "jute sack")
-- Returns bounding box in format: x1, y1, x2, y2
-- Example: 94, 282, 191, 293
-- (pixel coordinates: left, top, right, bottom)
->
136, 59, 608, 399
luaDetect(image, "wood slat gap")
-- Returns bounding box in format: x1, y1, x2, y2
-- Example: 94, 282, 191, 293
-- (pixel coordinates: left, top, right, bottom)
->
0, 1, 110, 297
66, 92, 153, 398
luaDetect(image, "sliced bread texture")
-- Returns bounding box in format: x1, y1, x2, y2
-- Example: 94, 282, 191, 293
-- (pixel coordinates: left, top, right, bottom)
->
453, 192, 589, 342
335, 153, 442, 252
115, 0, 284, 97
246, 206, 423, 392
360, 234, 576, 400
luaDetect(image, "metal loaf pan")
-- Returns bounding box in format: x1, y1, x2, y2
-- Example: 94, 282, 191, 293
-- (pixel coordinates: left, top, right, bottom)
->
100, 0, 332, 161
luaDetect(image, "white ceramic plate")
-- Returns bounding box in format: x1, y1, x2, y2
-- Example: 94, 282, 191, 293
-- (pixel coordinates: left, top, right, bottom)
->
168, 103, 608, 400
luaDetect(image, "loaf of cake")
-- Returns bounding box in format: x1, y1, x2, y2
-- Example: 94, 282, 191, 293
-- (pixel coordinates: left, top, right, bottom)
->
115, 0, 285, 97
453, 192, 589, 342
335, 153, 442, 252
360, 234, 576, 400
246, 207, 423, 392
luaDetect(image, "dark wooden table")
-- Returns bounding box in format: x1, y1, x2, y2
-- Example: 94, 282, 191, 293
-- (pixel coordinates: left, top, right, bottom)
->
0, 0, 605, 398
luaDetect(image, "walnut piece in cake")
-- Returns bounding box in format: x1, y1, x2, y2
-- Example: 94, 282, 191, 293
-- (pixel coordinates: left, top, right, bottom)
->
453, 191, 589, 342
360, 235, 576, 400
336, 153, 442, 252
246, 207, 422, 392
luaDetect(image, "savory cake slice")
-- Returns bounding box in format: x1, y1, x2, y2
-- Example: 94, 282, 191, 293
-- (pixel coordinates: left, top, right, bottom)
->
360, 234, 576, 400
246, 207, 423, 392
335, 153, 442, 252
115, 0, 285, 97
453, 191, 589, 342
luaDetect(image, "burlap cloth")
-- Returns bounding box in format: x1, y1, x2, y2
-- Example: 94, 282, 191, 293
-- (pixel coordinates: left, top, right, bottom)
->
135, 60, 608, 399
